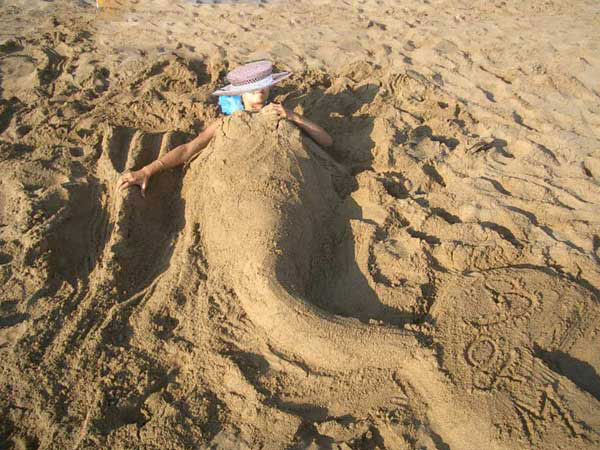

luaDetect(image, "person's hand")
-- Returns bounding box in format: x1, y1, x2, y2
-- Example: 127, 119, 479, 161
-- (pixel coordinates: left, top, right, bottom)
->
118, 168, 150, 197
262, 103, 294, 121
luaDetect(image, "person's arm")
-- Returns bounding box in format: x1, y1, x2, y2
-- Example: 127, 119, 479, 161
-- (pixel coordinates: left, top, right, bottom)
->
262, 103, 333, 148
289, 111, 333, 148
118, 120, 220, 196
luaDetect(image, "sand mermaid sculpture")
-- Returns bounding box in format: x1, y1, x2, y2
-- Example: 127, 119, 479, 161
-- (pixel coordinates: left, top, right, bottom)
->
115, 60, 514, 447
119, 60, 424, 370
189, 110, 426, 371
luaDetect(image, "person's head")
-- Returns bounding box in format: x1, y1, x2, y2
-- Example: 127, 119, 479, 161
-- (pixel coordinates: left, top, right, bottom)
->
241, 87, 270, 111
212, 60, 291, 107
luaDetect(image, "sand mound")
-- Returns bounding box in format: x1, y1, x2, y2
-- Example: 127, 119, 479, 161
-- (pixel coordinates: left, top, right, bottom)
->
1, 31, 599, 448
186, 111, 425, 371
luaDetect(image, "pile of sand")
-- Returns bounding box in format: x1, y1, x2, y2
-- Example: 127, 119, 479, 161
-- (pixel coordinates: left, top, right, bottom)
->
1, 1, 599, 448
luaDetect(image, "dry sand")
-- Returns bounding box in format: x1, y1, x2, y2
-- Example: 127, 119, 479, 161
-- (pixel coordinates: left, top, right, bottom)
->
1, 0, 599, 448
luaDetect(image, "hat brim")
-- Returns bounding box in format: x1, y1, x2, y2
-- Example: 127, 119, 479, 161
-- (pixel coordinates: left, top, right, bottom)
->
212, 72, 292, 96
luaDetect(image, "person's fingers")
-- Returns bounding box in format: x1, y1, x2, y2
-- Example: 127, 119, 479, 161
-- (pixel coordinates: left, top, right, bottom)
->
119, 171, 144, 192
267, 104, 285, 117
118, 176, 128, 189
263, 106, 285, 120
272, 105, 286, 118
119, 178, 133, 190
141, 179, 147, 198
264, 110, 279, 119
119, 171, 134, 184
265, 105, 282, 115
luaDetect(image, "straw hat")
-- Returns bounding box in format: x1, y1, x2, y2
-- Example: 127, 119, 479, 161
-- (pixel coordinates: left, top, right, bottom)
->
212, 60, 291, 96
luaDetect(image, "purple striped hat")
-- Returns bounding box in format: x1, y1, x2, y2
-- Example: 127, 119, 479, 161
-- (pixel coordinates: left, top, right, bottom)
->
212, 60, 291, 96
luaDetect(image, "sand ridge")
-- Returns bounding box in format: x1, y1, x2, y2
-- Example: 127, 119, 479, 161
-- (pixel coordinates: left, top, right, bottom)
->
1, 0, 600, 448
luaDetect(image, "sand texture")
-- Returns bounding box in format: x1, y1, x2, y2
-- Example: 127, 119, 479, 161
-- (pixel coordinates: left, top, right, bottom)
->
1, 0, 599, 448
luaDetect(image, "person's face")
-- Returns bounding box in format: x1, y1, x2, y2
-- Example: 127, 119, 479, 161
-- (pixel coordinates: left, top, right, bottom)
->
241, 87, 270, 111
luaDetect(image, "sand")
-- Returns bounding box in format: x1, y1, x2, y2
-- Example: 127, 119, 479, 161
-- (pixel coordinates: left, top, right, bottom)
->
1, 0, 599, 448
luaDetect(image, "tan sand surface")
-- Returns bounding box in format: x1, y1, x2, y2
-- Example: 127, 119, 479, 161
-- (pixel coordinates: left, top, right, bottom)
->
1, 0, 599, 448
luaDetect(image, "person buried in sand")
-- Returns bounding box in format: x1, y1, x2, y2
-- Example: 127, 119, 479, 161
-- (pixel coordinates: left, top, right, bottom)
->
118, 60, 333, 196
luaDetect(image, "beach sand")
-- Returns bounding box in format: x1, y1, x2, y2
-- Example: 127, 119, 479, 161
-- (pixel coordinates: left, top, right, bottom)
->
1, 0, 599, 448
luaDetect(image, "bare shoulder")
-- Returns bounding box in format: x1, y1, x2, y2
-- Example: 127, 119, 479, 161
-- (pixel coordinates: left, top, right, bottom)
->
194, 119, 221, 141
198, 119, 222, 139
205, 119, 222, 134
187, 119, 223, 153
